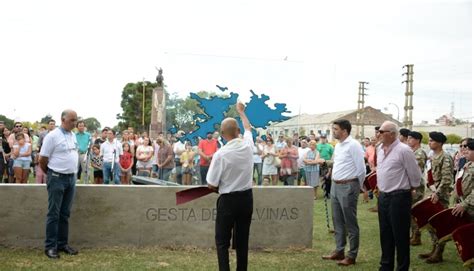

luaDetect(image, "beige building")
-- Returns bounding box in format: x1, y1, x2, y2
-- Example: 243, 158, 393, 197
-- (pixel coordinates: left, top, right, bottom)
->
267, 106, 401, 141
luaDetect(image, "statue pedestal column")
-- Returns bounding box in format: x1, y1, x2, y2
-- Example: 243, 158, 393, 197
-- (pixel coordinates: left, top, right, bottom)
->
150, 86, 166, 139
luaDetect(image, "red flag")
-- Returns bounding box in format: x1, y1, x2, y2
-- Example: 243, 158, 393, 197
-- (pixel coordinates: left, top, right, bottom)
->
176, 186, 214, 205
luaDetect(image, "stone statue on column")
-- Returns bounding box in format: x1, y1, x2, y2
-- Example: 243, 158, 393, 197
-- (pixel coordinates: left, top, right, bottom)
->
150, 67, 166, 138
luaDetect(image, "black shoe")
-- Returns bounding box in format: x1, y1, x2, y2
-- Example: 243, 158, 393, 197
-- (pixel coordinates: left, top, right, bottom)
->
58, 245, 78, 255
45, 248, 60, 259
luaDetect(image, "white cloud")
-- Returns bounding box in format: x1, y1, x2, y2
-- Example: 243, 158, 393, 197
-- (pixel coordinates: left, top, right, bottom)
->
0, 0, 471, 127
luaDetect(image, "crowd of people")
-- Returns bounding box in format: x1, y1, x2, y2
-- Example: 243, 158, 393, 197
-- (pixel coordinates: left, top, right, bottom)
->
1, 114, 473, 269
0, 119, 336, 191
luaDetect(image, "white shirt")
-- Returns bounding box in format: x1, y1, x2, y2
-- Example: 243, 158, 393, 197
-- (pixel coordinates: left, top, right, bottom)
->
40, 127, 78, 174
298, 147, 311, 169
332, 136, 366, 188
173, 140, 186, 159
100, 139, 123, 163
207, 130, 254, 194
252, 144, 263, 163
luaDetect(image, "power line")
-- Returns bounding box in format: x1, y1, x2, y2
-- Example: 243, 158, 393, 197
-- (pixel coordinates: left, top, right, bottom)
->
164, 51, 304, 63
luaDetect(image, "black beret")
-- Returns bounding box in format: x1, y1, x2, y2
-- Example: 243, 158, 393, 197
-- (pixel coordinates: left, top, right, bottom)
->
399, 128, 411, 137
467, 139, 474, 150
429, 131, 447, 143
408, 131, 423, 141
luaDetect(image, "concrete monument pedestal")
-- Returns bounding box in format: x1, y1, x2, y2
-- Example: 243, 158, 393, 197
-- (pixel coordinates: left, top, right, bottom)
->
0, 184, 314, 248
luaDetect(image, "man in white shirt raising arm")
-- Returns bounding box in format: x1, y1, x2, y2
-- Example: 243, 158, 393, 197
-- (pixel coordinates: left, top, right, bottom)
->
207, 101, 254, 271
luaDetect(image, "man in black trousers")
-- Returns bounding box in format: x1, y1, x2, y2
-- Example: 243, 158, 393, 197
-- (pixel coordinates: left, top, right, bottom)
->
376, 121, 421, 271
207, 101, 254, 271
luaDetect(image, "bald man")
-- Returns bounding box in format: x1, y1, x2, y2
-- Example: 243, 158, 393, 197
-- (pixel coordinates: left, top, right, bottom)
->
39, 110, 79, 259
376, 121, 421, 271
207, 102, 254, 271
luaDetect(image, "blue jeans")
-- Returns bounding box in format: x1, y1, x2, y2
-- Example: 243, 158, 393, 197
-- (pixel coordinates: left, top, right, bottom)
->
103, 162, 120, 184
159, 168, 172, 181
200, 166, 209, 185
253, 163, 262, 185
45, 170, 76, 250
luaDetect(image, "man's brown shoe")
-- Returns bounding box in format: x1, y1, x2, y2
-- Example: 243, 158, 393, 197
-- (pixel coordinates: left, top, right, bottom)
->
322, 251, 345, 260
337, 257, 356, 266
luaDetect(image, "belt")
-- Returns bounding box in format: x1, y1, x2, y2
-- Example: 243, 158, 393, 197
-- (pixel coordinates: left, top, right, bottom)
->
379, 189, 411, 196
48, 169, 75, 177
79, 151, 87, 154
333, 178, 358, 184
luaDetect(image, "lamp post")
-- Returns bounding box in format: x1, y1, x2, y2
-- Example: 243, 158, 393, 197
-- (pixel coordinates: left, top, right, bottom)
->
142, 78, 147, 128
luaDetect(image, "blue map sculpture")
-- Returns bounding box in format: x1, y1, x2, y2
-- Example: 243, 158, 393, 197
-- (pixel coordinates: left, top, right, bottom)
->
171, 86, 290, 145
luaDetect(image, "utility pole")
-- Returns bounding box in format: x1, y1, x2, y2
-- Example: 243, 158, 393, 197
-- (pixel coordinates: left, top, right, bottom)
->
356, 81, 369, 139
142, 78, 147, 129
402, 64, 414, 129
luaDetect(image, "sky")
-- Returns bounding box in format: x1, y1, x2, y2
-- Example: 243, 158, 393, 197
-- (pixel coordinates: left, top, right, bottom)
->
0, 0, 472, 128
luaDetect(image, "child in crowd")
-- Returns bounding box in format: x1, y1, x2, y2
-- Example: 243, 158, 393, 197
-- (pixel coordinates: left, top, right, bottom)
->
136, 137, 154, 176
180, 141, 195, 185
90, 144, 103, 184
119, 142, 133, 184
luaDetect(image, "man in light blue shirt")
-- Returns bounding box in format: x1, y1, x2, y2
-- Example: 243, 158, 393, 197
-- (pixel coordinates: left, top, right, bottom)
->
75, 120, 91, 183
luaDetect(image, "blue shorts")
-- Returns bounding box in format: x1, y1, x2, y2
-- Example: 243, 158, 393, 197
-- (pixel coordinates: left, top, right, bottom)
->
13, 159, 31, 169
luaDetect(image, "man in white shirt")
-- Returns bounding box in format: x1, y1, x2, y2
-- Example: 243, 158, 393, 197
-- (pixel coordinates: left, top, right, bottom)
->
207, 102, 254, 271
297, 139, 310, 185
100, 129, 123, 184
39, 110, 79, 259
322, 119, 366, 266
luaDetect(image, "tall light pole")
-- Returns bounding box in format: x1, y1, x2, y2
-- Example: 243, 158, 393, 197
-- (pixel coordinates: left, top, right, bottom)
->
388, 102, 400, 122
142, 78, 147, 127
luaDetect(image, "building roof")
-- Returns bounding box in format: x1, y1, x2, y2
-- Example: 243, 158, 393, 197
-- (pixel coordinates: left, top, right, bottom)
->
271, 106, 401, 128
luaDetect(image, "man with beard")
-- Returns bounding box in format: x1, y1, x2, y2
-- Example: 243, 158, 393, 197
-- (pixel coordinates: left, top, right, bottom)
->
322, 119, 366, 266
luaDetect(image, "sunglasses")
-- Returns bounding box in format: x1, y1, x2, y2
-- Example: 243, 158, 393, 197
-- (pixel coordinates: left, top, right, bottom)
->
460, 144, 467, 148
378, 130, 389, 134
15, 125, 22, 128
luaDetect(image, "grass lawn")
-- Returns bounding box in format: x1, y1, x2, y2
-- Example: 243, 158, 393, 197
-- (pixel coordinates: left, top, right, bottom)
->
0, 186, 465, 271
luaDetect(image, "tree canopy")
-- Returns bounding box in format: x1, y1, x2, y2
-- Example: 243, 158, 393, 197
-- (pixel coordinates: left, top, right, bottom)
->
116, 83, 235, 134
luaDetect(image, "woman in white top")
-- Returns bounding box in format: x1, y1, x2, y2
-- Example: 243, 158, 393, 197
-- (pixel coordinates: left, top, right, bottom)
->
135, 136, 154, 176
12, 133, 32, 183
261, 137, 278, 185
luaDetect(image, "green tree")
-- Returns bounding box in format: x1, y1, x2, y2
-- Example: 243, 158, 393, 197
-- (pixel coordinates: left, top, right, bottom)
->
446, 133, 462, 145
117, 85, 238, 134
83, 117, 101, 132
116, 81, 157, 132
0, 115, 14, 129
40, 114, 53, 124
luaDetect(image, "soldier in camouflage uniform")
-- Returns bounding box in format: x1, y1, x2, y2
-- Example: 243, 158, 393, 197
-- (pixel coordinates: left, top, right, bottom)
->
452, 138, 474, 220
407, 131, 427, 246
419, 132, 454, 264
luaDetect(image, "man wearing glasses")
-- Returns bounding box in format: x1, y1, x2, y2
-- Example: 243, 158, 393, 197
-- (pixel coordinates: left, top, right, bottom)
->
39, 110, 79, 259
375, 121, 421, 271
7, 122, 31, 147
